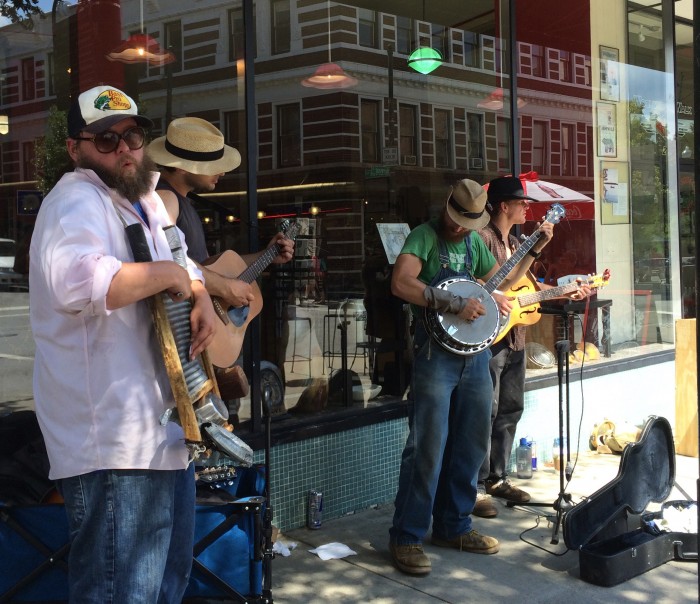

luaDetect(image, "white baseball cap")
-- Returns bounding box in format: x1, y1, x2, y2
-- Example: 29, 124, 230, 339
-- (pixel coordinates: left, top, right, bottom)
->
67, 85, 153, 138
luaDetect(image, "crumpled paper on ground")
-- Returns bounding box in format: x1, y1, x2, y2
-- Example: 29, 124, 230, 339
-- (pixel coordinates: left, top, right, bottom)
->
308, 542, 358, 560
272, 540, 298, 557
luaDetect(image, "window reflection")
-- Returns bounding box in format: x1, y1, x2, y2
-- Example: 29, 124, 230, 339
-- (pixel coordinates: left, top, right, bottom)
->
0, 0, 688, 426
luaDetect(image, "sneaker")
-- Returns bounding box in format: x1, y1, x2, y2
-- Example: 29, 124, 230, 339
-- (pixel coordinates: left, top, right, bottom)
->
431, 530, 500, 554
389, 542, 431, 575
486, 477, 531, 503
473, 491, 498, 518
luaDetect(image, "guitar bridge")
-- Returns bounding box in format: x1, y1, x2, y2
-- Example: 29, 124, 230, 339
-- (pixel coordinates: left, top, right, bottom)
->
212, 297, 230, 325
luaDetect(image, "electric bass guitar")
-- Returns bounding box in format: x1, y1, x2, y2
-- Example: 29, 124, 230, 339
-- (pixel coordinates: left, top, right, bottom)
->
424, 203, 566, 356
492, 269, 611, 345
204, 220, 299, 368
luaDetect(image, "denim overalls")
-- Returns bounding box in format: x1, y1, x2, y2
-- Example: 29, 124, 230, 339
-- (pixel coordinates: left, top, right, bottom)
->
390, 231, 494, 544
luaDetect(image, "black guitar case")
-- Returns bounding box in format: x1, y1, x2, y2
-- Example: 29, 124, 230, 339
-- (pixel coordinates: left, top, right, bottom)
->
563, 415, 697, 586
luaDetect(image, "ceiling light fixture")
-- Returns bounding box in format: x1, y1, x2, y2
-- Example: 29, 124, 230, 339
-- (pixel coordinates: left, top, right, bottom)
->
477, 87, 526, 110
407, 0, 443, 75
408, 47, 443, 75
302, 0, 357, 89
106, 0, 175, 67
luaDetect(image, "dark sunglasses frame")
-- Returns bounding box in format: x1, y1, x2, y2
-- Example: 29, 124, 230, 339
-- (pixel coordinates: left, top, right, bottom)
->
73, 127, 146, 154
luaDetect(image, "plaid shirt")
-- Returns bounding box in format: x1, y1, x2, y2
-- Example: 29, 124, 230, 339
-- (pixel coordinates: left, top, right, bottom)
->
478, 223, 527, 352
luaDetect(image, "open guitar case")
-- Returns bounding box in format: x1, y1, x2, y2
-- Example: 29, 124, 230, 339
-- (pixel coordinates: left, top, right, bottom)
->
0, 408, 276, 603
563, 415, 698, 587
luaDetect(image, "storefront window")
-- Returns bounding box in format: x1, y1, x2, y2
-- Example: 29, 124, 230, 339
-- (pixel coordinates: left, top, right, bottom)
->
0, 0, 691, 438
674, 19, 695, 318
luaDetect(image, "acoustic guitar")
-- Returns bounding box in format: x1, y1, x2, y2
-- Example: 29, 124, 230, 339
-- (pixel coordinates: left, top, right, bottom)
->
203, 220, 299, 368
492, 269, 611, 345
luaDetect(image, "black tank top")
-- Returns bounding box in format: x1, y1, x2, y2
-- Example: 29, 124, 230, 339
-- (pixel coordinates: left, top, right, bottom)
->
155, 177, 209, 264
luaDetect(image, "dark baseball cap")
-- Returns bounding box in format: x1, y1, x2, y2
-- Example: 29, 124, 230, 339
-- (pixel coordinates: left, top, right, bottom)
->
487, 176, 537, 204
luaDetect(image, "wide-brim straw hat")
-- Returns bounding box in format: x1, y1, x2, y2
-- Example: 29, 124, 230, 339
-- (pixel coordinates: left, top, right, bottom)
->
147, 117, 241, 175
445, 178, 490, 230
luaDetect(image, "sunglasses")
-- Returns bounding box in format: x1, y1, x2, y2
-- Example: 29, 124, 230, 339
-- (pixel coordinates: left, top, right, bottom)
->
73, 127, 146, 154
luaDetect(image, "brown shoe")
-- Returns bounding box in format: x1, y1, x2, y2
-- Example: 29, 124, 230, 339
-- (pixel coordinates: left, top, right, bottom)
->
431, 530, 500, 554
389, 542, 431, 575
486, 478, 531, 503
473, 492, 498, 518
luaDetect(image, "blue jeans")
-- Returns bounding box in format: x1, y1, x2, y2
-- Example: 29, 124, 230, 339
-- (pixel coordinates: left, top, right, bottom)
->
390, 324, 493, 544
58, 465, 195, 604
478, 343, 526, 483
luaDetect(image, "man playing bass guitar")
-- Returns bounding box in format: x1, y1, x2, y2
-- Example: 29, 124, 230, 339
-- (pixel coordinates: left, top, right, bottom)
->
474, 176, 591, 518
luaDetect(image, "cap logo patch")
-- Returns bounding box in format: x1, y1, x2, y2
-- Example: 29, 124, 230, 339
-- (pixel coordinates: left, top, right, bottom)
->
94, 89, 132, 112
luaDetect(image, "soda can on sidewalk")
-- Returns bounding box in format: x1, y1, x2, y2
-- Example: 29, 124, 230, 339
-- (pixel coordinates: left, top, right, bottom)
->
307, 489, 323, 529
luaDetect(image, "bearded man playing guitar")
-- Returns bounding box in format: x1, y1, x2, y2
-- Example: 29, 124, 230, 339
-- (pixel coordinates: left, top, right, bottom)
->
148, 118, 294, 409
388, 178, 554, 576
473, 176, 591, 519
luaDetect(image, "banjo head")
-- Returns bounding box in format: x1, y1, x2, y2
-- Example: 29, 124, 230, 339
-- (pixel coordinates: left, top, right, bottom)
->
425, 277, 501, 355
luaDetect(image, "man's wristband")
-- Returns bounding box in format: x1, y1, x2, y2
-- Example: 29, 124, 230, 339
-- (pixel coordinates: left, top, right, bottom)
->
528, 249, 541, 260
423, 286, 467, 314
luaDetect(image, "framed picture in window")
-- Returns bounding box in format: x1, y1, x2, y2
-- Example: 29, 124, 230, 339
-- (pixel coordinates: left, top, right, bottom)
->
599, 45, 620, 102
597, 102, 617, 158
600, 160, 630, 224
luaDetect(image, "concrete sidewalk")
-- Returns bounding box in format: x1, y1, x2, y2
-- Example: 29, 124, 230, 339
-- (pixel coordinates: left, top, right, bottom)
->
270, 451, 698, 603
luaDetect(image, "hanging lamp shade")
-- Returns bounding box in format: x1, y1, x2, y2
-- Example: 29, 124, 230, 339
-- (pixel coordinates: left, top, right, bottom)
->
301, 62, 358, 89
407, 47, 443, 75
106, 33, 176, 67
477, 87, 526, 110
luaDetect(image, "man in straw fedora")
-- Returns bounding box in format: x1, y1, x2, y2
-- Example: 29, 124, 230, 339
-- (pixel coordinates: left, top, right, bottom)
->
149, 117, 294, 405
388, 178, 554, 575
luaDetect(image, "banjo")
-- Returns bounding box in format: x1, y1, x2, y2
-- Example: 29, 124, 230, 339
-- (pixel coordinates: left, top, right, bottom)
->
425, 203, 566, 355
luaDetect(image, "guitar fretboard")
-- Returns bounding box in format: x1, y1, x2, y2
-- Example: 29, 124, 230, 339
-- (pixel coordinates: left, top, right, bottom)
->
517, 281, 578, 306
237, 244, 282, 284
235, 221, 298, 284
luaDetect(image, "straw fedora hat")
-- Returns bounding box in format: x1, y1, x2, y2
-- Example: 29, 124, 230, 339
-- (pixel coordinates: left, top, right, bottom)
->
147, 117, 241, 175
445, 178, 490, 230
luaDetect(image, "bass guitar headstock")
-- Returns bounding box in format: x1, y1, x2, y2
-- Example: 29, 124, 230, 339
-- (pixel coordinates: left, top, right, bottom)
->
542, 203, 566, 226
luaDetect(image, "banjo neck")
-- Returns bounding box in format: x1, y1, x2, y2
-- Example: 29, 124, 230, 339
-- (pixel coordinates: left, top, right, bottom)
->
482, 230, 542, 294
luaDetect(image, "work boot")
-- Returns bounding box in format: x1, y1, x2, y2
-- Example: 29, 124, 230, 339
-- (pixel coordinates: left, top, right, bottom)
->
473, 488, 498, 518
486, 477, 531, 503
388, 541, 431, 575
431, 530, 500, 554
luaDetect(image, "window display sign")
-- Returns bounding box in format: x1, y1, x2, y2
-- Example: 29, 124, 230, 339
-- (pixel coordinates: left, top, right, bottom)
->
601, 161, 629, 224
597, 102, 617, 157
599, 46, 620, 102
377, 223, 410, 264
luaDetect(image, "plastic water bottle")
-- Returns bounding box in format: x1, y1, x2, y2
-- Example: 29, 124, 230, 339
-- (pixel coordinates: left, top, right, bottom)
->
528, 438, 538, 471
516, 438, 533, 479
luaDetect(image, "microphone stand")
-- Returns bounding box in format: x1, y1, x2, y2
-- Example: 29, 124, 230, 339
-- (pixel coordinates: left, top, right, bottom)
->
507, 306, 575, 545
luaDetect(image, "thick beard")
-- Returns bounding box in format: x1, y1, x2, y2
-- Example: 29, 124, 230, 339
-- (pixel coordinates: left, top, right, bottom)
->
78, 154, 157, 201
438, 211, 470, 242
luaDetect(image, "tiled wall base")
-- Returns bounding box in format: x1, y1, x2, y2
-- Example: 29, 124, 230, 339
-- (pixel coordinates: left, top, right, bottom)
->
258, 360, 674, 531
254, 419, 409, 532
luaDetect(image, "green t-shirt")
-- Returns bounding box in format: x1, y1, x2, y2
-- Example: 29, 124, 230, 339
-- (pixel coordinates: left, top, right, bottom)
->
399, 218, 497, 285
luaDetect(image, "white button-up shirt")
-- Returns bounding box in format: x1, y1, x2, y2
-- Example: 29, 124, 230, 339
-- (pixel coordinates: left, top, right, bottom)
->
29, 169, 203, 480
